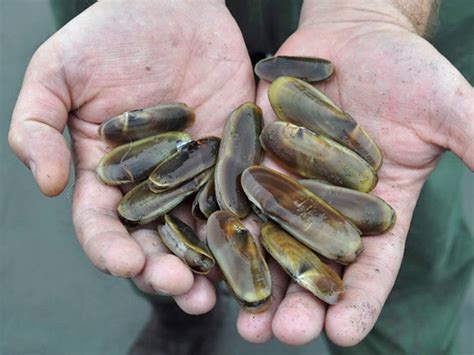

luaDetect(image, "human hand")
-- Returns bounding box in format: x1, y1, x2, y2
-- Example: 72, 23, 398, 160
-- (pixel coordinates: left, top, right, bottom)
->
236, 0, 474, 346
8, 0, 254, 314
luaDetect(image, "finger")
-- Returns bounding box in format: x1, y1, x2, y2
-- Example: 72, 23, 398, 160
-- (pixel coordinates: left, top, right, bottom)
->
272, 281, 327, 346
71, 118, 145, 277
8, 44, 71, 196
131, 228, 194, 295
325, 181, 419, 346
237, 258, 290, 344
174, 275, 216, 315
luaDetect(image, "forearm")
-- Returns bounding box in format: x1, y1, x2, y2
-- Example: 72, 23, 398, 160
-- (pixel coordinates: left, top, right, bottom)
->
300, 0, 439, 36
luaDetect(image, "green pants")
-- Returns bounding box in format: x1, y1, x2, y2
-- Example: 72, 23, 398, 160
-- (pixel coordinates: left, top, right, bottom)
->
52, 1, 473, 354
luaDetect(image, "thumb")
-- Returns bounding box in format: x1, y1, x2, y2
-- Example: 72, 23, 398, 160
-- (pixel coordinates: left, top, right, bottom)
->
8, 44, 71, 196
432, 76, 474, 170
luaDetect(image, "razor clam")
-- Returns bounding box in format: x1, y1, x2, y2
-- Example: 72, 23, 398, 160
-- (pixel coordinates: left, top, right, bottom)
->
241, 166, 362, 264
260, 121, 377, 192
299, 179, 396, 235
96, 132, 191, 185
255, 56, 334, 83
268, 76, 383, 170
215, 103, 263, 218
191, 171, 219, 219
98, 103, 195, 145
207, 211, 272, 313
261, 222, 344, 304
149, 137, 220, 190
118, 169, 212, 226
158, 214, 215, 274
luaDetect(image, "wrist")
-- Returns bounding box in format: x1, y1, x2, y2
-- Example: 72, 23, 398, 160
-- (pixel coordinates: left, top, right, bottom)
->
300, 0, 437, 36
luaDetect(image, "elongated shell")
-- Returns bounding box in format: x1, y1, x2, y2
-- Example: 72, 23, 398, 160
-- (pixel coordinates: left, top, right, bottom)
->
96, 132, 190, 185
241, 166, 362, 264
261, 222, 344, 304
207, 211, 272, 313
255, 56, 334, 83
260, 121, 377, 192
192, 171, 219, 220
158, 214, 215, 274
299, 179, 396, 235
268, 76, 383, 170
215, 103, 263, 218
149, 137, 220, 190
98, 103, 195, 145
118, 169, 212, 226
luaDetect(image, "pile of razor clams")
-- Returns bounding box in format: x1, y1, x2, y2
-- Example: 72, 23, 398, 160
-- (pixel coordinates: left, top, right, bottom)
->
95, 56, 396, 313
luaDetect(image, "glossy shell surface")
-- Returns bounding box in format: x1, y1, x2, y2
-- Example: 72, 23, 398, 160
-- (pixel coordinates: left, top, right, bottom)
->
268, 76, 383, 170
158, 214, 215, 274
207, 211, 272, 313
118, 169, 212, 226
98, 103, 195, 145
149, 137, 220, 190
255, 56, 334, 82
260, 121, 377, 192
299, 179, 396, 235
215, 103, 263, 218
241, 166, 362, 264
96, 132, 190, 185
261, 222, 344, 304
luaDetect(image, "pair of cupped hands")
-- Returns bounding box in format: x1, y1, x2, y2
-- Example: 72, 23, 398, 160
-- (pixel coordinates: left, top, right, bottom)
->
8, 0, 473, 347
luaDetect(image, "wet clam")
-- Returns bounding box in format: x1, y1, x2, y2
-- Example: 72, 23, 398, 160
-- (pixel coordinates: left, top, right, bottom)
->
261, 222, 344, 304
299, 179, 396, 235
268, 76, 383, 171
260, 121, 377, 192
98, 103, 195, 145
149, 137, 220, 190
255, 56, 334, 83
118, 169, 212, 226
241, 166, 362, 264
158, 214, 215, 274
96, 132, 190, 185
215, 103, 263, 218
207, 211, 272, 313
191, 171, 219, 220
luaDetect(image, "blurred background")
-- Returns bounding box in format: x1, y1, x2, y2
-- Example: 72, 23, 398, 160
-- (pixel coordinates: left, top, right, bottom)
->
0, 1, 473, 354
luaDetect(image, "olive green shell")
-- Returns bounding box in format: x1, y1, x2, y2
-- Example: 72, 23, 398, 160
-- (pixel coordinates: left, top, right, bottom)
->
260, 121, 377, 192
207, 211, 272, 313
241, 166, 362, 264
268, 76, 383, 171
96, 132, 190, 185
255, 56, 334, 83
214, 103, 263, 218
299, 179, 396, 235
261, 222, 344, 304
98, 103, 195, 145
158, 214, 215, 274
117, 169, 212, 226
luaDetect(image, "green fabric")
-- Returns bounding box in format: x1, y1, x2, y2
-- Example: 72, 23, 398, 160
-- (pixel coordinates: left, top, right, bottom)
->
51, 1, 473, 354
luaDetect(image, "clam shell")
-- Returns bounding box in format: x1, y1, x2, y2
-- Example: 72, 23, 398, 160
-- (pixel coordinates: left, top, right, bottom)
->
260, 121, 377, 192
215, 103, 263, 218
299, 179, 396, 235
261, 222, 344, 304
268, 76, 383, 171
98, 103, 195, 145
158, 214, 215, 274
255, 56, 334, 83
96, 132, 190, 185
149, 137, 220, 190
207, 211, 272, 313
241, 166, 362, 264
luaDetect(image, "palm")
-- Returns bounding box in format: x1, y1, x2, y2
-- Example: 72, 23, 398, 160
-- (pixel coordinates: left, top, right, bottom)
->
249, 22, 473, 345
